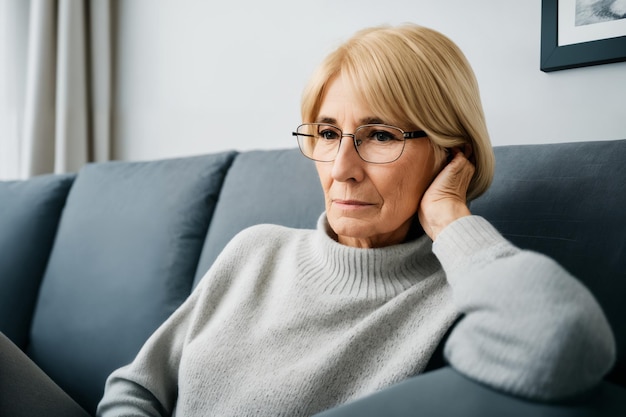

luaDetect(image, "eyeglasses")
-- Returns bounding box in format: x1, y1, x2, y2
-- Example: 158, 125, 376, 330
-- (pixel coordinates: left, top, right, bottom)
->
292, 123, 428, 164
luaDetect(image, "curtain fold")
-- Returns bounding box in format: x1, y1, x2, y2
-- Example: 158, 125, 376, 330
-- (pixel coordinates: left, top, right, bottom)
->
20, 0, 112, 179
0, 0, 29, 180
89, 0, 112, 163
21, 0, 57, 177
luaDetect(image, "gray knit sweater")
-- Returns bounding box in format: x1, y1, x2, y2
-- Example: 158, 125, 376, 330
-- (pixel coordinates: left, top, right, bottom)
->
97, 215, 615, 417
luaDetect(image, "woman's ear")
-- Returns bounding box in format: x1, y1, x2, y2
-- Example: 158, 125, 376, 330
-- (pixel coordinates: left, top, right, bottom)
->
463, 142, 473, 157
463, 142, 475, 165
449, 143, 474, 163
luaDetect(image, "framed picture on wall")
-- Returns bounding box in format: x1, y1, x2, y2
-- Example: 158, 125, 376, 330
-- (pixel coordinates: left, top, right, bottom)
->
541, 0, 626, 72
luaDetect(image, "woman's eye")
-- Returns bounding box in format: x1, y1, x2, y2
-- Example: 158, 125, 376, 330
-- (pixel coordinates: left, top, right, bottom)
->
320, 130, 339, 140
372, 131, 394, 142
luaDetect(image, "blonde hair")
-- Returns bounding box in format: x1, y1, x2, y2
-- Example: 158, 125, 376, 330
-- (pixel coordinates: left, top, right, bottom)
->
301, 24, 495, 200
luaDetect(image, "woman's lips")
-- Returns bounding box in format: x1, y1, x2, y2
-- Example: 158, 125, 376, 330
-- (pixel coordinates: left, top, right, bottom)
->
332, 199, 375, 209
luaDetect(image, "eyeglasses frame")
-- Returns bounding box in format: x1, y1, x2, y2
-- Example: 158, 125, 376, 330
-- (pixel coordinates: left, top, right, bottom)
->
292, 123, 428, 164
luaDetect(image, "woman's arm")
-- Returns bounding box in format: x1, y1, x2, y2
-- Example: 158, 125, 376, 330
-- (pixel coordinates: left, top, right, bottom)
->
96, 226, 254, 416
432, 216, 616, 400
419, 149, 616, 400
96, 286, 202, 416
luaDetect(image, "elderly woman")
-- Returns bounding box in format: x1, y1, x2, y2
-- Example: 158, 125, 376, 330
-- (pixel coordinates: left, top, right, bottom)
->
97, 24, 615, 416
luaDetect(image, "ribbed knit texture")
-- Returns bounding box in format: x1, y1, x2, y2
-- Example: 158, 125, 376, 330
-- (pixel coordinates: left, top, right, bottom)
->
97, 215, 616, 417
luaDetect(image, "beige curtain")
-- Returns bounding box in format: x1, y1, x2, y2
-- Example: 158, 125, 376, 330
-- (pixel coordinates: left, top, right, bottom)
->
20, 0, 112, 178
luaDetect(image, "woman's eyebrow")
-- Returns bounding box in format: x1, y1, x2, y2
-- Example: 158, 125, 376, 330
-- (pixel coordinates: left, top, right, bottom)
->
315, 116, 336, 124
313, 116, 386, 125
359, 117, 385, 125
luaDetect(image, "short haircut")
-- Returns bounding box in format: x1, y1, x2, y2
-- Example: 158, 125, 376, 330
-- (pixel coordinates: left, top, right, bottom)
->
300, 24, 495, 200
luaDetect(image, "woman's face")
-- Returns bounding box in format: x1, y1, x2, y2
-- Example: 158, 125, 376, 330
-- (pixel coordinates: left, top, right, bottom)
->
315, 75, 441, 248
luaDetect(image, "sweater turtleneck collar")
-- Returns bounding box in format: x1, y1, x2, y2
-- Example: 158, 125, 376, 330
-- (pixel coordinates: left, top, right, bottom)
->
298, 214, 443, 300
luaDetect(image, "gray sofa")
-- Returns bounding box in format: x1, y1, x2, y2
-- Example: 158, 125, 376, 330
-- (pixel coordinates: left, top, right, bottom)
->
1, 140, 625, 416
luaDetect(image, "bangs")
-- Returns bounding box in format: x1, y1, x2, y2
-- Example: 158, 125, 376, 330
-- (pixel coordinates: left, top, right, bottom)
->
339, 37, 419, 129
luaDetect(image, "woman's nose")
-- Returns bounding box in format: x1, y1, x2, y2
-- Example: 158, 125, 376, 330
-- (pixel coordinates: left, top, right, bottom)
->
331, 136, 365, 182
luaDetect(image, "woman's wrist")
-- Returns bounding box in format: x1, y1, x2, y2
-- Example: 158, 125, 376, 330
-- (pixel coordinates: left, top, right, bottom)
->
421, 203, 471, 241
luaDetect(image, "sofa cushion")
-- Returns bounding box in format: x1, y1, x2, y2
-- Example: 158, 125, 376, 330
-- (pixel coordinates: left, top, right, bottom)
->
314, 367, 626, 417
471, 139, 626, 387
0, 174, 75, 349
27, 152, 236, 413
194, 149, 325, 285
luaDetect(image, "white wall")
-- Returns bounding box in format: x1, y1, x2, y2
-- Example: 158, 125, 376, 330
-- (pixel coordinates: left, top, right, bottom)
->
112, 0, 626, 162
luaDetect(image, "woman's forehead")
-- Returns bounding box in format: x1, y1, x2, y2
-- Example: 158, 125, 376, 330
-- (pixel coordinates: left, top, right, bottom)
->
315, 75, 398, 126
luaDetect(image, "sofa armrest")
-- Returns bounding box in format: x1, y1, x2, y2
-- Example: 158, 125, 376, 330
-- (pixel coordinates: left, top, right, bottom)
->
314, 367, 626, 417
0, 332, 91, 417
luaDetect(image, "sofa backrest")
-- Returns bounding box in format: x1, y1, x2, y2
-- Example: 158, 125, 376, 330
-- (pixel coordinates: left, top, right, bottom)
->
0, 174, 75, 349
471, 139, 626, 388
25, 152, 236, 414
194, 149, 325, 286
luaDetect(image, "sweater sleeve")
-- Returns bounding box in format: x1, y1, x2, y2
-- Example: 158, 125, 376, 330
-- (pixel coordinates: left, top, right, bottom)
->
96, 227, 257, 416
432, 216, 616, 400
96, 286, 201, 417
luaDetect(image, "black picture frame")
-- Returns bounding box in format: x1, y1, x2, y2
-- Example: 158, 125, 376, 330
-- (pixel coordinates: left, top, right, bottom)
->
540, 0, 626, 72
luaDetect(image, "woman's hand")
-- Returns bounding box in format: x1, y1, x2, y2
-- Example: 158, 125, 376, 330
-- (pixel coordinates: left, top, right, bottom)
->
418, 146, 475, 241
